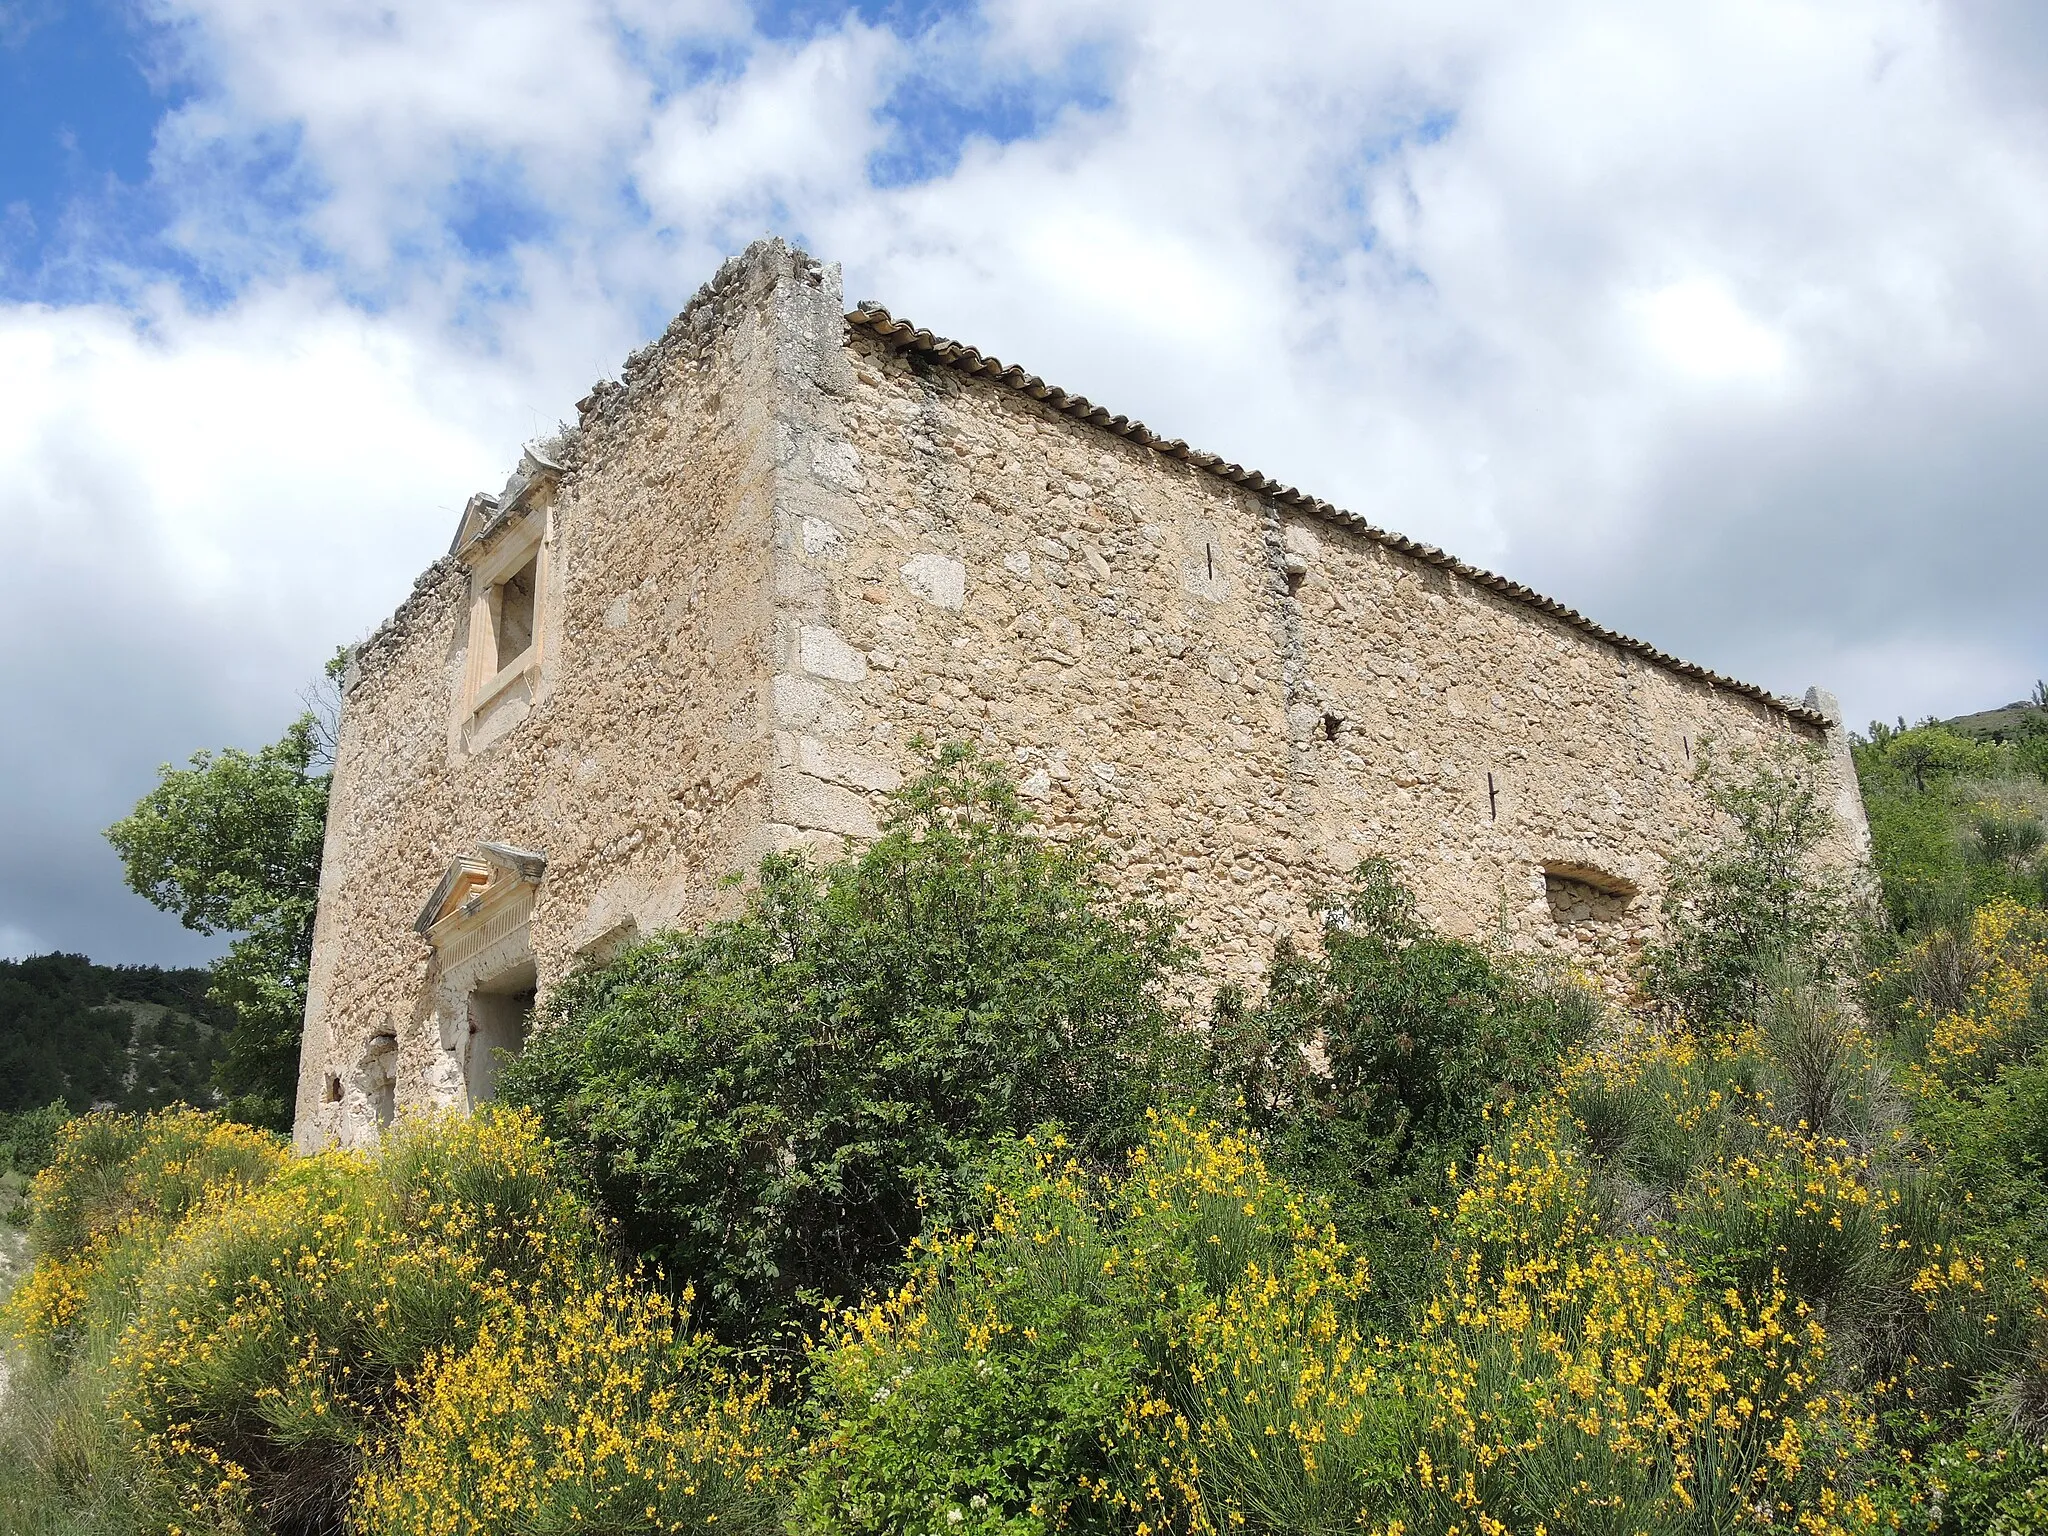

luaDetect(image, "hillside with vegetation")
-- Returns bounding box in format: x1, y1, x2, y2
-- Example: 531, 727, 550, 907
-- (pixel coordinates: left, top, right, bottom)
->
4, 705, 2048, 1535
0, 956, 228, 1223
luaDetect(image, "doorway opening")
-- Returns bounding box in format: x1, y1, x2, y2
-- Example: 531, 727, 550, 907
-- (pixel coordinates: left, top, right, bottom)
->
465, 960, 537, 1108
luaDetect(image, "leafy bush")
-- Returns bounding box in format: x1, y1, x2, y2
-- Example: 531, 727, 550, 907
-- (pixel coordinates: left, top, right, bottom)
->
112, 1109, 595, 1536
1854, 717, 2048, 934
1412, 1089, 1877, 1535
355, 1273, 791, 1536
502, 745, 1204, 1345
1210, 857, 1598, 1311
6, 1109, 287, 1353
1, 1110, 289, 1536
1644, 738, 1866, 1029
0, 1101, 74, 1185
798, 1113, 1398, 1536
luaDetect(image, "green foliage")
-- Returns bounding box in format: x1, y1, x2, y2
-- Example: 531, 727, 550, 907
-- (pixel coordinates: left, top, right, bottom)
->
1868, 722, 2002, 793
0, 1113, 290, 1536
501, 744, 1204, 1346
1642, 737, 1864, 1028
1, 1101, 74, 1185
1, 1109, 774, 1536
112, 1111, 595, 1536
1209, 857, 1597, 1311
1855, 714, 2048, 933
106, 714, 331, 1130
0, 954, 227, 1118
353, 1272, 792, 1536
798, 1114, 1397, 1536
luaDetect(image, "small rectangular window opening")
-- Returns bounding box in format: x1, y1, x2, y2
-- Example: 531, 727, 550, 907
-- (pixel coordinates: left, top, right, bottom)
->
1322, 713, 1343, 742
494, 554, 539, 667
324, 1072, 342, 1103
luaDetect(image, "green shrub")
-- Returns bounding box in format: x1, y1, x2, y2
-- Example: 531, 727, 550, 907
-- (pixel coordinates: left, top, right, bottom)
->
1854, 714, 2048, 934
0, 1101, 73, 1184
502, 745, 1204, 1346
1643, 738, 1865, 1029
797, 1114, 1397, 1536
1210, 858, 1597, 1312
113, 1109, 594, 1536
1, 1110, 289, 1536
354, 1273, 791, 1536
6, 1109, 287, 1357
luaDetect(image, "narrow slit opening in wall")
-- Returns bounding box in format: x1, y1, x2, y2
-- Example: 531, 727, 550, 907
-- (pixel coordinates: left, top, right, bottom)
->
1487, 773, 1498, 821
494, 554, 539, 667
1205, 542, 1213, 581
1683, 735, 1691, 763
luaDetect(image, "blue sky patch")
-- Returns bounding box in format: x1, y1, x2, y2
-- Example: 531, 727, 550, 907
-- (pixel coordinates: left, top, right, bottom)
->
0, 0, 188, 284
868, 42, 1113, 188
749, 0, 976, 45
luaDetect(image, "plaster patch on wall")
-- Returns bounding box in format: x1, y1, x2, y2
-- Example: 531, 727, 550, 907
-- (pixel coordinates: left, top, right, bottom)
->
799, 625, 868, 682
900, 552, 966, 609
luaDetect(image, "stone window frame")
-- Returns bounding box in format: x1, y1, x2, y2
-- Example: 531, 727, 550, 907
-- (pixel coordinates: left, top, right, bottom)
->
461, 514, 552, 720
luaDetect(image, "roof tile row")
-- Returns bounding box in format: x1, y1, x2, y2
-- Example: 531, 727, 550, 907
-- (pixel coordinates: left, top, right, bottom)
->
845, 303, 1825, 729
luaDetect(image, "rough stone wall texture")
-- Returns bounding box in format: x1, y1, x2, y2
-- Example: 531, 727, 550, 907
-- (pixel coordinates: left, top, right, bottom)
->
296, 239, 1870, 1149
767, 316, 1867, 991
295, 245, 831, 1149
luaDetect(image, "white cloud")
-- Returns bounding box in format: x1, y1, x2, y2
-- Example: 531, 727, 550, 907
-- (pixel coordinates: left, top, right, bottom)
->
636, 24, 901, 231
6, 0, 2047, 959
1632, 280, 1791, 385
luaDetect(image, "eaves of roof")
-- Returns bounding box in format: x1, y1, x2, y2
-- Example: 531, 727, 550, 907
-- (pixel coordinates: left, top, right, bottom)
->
845, 304, 1827, 731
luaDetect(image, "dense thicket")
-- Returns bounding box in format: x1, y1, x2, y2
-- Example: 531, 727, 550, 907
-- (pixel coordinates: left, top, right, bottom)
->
7, 729, 2048, 1535
1854, 705, 2048, 933
0, 953, 226, 1121
1210, 856, 1597, 1310
501, 745, 1205, 1343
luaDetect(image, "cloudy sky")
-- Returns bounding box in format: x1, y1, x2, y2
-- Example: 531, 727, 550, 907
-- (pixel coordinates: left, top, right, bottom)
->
3, 0, 2044, 965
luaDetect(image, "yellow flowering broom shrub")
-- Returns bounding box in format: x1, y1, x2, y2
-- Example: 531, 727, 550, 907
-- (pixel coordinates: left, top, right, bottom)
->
5, 1109, 286, 1353
800, 1113, 1402, 1536
112, 1108, 597, 1536
1904, 899, 2048, 1089
1406, 1092, 1881, 1536
354, 1273, 792, 1536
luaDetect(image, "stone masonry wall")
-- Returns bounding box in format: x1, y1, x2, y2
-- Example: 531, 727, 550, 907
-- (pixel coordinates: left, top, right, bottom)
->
297, 239, 1871, 1148
759, 275, 1868, 993
294, 246, 834, 1150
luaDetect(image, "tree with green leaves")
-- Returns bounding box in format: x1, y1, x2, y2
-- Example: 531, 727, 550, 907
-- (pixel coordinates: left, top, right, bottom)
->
500, 743, 1205, 1346
105, 713, 330, 1130
1642, 738, 1863, 1028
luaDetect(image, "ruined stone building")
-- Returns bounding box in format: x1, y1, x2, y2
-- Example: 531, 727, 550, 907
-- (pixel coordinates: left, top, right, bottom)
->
293, 239, 1870, 1150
